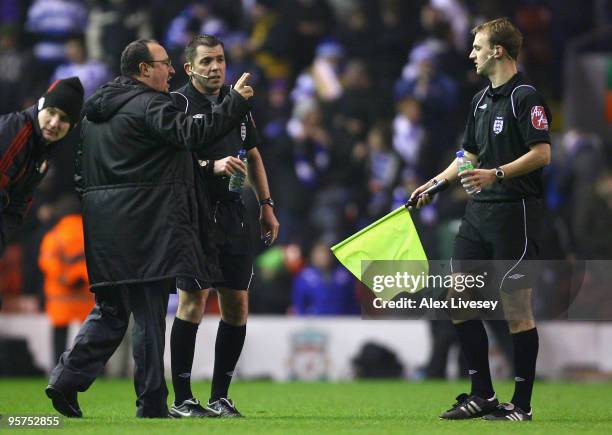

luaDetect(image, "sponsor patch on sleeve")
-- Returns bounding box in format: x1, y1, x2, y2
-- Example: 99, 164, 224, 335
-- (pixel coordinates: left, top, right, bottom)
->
530, 106, 548, 130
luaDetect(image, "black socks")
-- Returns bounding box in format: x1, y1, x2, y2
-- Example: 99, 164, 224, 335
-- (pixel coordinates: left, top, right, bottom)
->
171, 317, 199, 405
210, 320, 246, 402
511, 328, 538, 412
455, 319, 495, 398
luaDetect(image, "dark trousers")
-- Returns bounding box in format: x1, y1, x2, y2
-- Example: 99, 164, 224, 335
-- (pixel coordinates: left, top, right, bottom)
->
49, 280, 170, 417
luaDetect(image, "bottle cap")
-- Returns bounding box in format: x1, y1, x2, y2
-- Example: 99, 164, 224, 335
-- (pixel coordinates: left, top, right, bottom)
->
456, 150, 464, 158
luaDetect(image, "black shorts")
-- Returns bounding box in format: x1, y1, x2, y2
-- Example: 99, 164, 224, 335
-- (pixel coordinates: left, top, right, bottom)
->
210, 199, 254, 290
176, 276, 208, 292
451, 198, 542, 292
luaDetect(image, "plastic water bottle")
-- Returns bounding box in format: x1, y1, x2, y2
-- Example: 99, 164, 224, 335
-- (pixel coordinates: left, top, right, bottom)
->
456, 150, 480, 195
228, 148, 248, 192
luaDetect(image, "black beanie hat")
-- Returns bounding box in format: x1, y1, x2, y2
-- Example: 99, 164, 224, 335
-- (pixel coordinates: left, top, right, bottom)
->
38, 77, 84, 127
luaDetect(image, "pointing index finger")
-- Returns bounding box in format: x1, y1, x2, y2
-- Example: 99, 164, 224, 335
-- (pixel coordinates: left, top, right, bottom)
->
235, 72, 251, 88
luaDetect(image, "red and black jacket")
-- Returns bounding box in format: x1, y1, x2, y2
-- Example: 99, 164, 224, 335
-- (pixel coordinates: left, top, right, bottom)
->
0, 105, 49, 253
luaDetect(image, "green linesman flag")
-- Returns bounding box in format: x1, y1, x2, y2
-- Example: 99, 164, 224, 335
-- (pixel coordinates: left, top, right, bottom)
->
331, 206, 429, 301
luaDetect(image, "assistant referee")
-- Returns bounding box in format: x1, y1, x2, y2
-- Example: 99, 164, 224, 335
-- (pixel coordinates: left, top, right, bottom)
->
410, 18, 551, 422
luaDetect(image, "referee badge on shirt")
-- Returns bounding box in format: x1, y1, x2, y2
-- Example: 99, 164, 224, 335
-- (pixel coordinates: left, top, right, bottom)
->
530, 106, 549, 130
240, 122, 247, 141
493, 116, 504, 135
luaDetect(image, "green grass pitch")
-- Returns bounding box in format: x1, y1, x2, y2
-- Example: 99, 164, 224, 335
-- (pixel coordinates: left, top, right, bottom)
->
0, 379, 610, 434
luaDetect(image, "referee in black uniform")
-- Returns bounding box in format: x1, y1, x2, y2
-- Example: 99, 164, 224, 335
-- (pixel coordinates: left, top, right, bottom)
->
168, 35, 279, 418
410, 18, 551, 422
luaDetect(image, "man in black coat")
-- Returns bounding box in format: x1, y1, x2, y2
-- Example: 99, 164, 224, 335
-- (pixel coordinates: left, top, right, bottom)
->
45, 39, 253, 419
0, 77, 84, 308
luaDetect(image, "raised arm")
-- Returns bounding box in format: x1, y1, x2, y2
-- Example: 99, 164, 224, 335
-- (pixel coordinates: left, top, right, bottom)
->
145, 89, 251, 151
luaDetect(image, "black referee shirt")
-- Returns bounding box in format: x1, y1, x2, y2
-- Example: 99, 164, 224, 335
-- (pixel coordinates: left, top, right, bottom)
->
461, 72, 552, 201
171, 81, 260, 200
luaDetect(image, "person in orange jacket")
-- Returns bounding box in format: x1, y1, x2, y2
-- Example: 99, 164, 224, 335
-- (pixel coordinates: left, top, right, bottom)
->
39, 196, 93, 365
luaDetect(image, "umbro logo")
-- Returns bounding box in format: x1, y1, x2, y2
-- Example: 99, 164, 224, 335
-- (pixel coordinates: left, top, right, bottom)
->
478, 103, 487, 110
508, 274, 525, 280
515, 376, 526, 382
469, 369, 478, 375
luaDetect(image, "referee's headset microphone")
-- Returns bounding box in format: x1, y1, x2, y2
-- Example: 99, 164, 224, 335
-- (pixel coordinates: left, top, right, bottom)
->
480, 48, 499, 67
189, 65, 209, 80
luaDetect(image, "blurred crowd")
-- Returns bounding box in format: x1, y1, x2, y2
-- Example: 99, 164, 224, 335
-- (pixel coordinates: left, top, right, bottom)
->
1, 0, 611, 322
